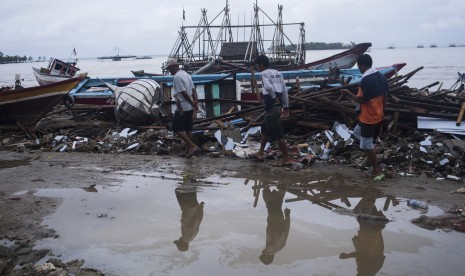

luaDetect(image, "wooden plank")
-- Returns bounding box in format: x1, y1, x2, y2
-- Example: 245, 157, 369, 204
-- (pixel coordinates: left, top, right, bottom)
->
292, 121, 330, 130
390, 112, 399, 134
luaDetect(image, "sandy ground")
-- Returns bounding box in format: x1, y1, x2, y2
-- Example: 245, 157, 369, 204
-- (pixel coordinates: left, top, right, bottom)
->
0, 150, 464, 275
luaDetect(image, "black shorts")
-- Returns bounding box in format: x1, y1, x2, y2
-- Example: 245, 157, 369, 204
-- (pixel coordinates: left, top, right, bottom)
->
172, 110, 194, 132
360, 121, 381, 139
261, 105, 283, 140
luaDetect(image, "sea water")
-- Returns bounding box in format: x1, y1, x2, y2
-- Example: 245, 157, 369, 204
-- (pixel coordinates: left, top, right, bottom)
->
1, 47, 464, 90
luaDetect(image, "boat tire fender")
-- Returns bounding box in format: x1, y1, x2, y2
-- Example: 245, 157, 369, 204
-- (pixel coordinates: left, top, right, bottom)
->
63, 94, 75, 108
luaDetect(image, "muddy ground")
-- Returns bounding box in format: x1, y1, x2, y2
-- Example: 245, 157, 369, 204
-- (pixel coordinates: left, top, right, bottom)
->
0, 150, 464, 275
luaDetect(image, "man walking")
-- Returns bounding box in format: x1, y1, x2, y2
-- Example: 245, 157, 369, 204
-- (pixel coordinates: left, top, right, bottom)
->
340, 54, 388, 181
253, 55, 293, 166
164, 58, 199, 158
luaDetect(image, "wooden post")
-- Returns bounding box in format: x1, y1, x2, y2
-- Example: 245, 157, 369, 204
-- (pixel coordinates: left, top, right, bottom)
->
456, 102, 465, 126
250, 67, 260, 101
296, 76, 301, 93
390, 112, 399, 134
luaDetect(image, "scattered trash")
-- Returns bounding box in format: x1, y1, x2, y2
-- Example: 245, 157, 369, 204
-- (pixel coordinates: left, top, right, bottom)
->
446, 175, 461, 181
407, 199, 429, 209
451, 187, 465, 194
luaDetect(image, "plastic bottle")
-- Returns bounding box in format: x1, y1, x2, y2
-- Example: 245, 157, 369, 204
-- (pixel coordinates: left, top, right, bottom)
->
407, 199, 428, 209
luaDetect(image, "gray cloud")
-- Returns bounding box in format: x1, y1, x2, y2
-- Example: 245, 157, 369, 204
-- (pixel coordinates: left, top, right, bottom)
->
1, 0, 464, 59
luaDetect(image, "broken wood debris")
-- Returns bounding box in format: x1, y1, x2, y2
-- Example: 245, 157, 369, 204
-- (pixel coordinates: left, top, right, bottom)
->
1, 66, 465, 180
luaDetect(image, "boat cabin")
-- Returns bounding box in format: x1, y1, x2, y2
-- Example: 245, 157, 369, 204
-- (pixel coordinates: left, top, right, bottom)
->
41, 58, 80, 77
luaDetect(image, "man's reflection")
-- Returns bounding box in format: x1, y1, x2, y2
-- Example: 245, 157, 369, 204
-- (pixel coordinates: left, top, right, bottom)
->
339, 190, 387, 276
259, 184, 290, 265
173, 186, 204, 252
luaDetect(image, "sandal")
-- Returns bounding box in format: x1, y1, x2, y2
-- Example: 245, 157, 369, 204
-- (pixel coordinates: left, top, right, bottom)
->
251, 154, 265, 162
186, 147, 199, 158
272, 161, 294, 167
373, 173, 385, 181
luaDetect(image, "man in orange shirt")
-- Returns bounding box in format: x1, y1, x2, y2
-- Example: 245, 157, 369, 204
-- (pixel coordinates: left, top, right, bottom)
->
341, 54, 388, 181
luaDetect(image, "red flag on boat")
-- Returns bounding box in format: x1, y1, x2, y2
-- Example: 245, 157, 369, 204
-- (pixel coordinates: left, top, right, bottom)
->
72, 48, 77, 56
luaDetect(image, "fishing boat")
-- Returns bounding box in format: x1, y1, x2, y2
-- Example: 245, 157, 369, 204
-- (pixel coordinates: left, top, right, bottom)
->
32, 58, 84, 86
0, 77, 84, 126
67, 75, 240, 120
131, 70, 164, 77
131, 2, 370, 77
67, 63, 406, 111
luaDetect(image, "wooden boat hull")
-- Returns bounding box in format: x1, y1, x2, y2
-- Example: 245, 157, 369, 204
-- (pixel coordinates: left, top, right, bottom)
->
241, 63, 406, 101
32, 67, 74, 86
0, 77, 84, 126
281, 42, 372, 70
32, 58, 81, 86
33, 67, 87, 86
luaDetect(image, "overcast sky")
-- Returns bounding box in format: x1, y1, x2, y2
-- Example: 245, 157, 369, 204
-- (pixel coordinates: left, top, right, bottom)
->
1, 0, 464, 59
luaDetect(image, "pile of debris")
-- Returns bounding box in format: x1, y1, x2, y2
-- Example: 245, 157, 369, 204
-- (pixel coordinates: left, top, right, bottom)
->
1, 66, 465, 181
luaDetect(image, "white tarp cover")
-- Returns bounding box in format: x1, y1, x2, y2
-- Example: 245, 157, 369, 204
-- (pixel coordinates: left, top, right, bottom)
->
417, 116, 465, 134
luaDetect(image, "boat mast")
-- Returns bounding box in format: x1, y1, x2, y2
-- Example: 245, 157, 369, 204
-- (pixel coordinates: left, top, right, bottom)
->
296, 22, 306, 64
168, 0, 306, 67
246, 1, 264, 63
270, 4, 285, 61
190, 8, 215, 61
212, 0, 233, 59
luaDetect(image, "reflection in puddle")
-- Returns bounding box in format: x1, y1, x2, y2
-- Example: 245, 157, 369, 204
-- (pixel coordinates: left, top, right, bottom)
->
33, 171, 465, 276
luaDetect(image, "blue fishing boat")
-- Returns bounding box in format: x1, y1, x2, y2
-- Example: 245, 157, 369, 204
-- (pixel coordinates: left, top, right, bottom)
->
66, 63, 406, 113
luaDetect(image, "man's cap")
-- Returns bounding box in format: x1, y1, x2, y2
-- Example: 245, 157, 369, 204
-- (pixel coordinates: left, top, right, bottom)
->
164, 58, 179, 69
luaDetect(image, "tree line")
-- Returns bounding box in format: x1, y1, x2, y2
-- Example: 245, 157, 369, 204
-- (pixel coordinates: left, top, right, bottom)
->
287, 42, 357, 51
0, 51, 46, 64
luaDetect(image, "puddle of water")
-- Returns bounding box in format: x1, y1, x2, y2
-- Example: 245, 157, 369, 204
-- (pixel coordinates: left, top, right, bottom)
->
33, 171, 465, 276
0, 158, 31, 169
1, 239, 16, 247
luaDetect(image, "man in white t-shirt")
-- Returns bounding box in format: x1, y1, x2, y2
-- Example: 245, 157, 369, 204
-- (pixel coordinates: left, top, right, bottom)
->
253, 55, 293, 166
164, 58, 199, 158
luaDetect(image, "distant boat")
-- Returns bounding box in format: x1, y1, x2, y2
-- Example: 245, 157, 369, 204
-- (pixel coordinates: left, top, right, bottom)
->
97, 47, 136, 61
136, 56, 152, 60
449, 43, 457, 47
0, 77, 84, 126
387, 44, 396, 49
417, 44, 424, 48
430, 44, 438, 48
